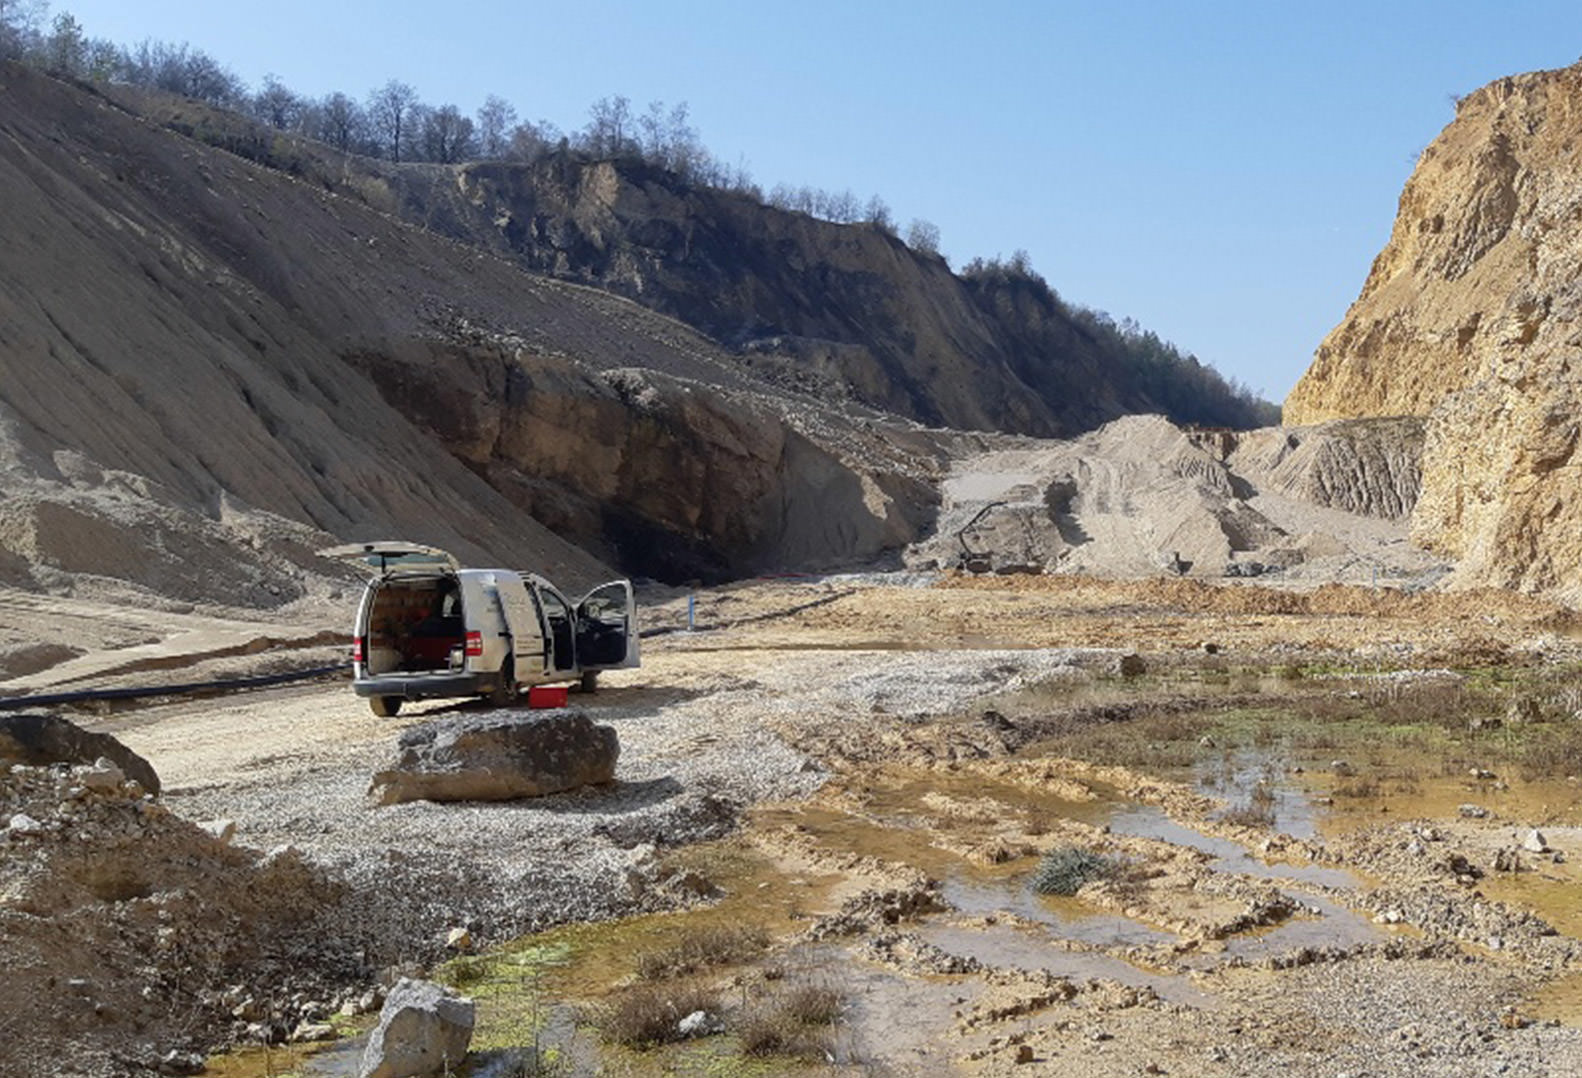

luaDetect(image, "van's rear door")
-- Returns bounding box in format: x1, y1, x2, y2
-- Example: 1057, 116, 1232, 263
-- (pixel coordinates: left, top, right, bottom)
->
320, 542, 460, 575
575, 580, 639, 670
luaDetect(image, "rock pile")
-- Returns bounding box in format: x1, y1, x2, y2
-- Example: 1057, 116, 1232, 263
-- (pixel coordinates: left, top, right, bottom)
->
0, 755, 361, 1077
0, 709, 161, 794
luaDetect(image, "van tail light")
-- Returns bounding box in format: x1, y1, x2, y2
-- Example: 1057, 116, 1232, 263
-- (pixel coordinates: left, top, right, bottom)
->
351, 637, 364, 664
465, 631, 483, 657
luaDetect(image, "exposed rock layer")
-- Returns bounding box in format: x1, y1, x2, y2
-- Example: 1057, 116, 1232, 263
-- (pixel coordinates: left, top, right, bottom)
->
1284, 63, 1582, 600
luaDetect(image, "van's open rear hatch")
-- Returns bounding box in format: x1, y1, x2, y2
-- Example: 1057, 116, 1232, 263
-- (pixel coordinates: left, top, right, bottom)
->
320, 541, 460, 575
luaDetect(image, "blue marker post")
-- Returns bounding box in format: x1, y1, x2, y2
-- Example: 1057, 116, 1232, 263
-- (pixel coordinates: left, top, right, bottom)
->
687, 593, 696, 632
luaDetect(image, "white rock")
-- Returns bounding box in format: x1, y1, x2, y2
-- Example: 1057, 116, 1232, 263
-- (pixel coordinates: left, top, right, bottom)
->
292, 1021, 337, 1043
6, 813, 43, 836
1522, 829, 1549, 853
359, 977, 475, 1078
677, 1009, 723, 1037
200, 818, 237, 844
444, 927, 472, 951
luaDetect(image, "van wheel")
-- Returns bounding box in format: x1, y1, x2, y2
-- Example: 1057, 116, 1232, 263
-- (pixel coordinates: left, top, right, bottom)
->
370, 696, 402, 717
488, 657, 516, 707
579, 670, 599, 694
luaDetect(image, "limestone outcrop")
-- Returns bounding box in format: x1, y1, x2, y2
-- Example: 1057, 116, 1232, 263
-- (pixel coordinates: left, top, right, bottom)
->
345, 338, 939, 583
1284, 63, 1582, 600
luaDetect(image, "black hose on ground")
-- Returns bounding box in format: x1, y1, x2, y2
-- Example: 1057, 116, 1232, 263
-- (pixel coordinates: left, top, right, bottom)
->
0, 663, 351, 711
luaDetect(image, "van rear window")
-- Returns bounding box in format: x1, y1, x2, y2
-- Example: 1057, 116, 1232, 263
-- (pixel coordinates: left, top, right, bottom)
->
359, 551, 453, 572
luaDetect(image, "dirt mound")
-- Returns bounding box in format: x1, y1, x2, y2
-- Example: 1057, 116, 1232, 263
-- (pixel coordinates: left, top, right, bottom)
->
907, 415, 1445, 587
938, 573, 1575, 629
0, 65, 954, 596
1229, 418, 1424, 522
0, 761, 357, 1077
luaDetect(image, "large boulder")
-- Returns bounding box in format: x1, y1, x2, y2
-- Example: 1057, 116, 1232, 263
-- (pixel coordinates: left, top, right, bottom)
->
358, 978, 475, 1078
369, 710, 618, 805
0, 710, 160, 795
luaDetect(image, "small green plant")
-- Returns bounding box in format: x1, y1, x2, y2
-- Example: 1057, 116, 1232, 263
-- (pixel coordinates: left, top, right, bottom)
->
438, 954, 492, 989
1030, 845, 1119, 895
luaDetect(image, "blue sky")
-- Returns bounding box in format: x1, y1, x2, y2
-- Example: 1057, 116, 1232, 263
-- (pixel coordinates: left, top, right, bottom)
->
48, 1, 1582, 401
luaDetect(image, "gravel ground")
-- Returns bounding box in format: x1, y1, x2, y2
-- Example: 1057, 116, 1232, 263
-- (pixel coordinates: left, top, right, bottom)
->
51, 577, 1582, 1076
115, 642, 1108, 963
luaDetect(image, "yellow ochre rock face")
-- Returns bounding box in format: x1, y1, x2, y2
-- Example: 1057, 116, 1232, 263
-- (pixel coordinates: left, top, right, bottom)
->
1286, 63, 1582, 601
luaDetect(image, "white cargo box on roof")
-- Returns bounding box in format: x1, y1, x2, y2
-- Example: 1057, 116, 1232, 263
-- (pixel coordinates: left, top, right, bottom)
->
320, 542, 638, 717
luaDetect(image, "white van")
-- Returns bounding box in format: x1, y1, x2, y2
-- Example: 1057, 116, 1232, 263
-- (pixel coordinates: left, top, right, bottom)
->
321, 542, 639, 716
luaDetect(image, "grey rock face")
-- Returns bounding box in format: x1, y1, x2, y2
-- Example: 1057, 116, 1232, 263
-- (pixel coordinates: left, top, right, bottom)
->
0, 710, 161, 795
369, 710, 619, 805
358, 978, 475, 1078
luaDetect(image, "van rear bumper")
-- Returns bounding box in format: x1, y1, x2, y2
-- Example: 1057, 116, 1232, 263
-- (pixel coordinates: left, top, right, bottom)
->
353, 673, 485, 700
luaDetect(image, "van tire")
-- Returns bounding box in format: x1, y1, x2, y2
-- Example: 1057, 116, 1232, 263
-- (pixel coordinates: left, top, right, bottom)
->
370, 696, 402, 717
487, 656, 516, 707
579, 670, 599, 694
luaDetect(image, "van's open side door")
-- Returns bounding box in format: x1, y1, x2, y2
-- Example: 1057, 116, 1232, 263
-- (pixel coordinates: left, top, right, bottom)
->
575, 580, 639, 670
495, 575, 549, 678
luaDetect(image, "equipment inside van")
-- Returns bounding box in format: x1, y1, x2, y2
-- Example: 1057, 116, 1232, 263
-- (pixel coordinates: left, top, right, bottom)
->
321, 542, 639, 716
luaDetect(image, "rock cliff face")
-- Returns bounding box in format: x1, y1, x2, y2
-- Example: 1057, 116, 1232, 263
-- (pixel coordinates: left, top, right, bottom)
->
345, 337, 938, 582
1284, 63, 1582, 600
376, 157, 1267, 437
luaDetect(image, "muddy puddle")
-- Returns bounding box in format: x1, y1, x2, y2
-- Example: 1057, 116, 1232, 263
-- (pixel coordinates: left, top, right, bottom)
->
1532, 970, 1582, 1026
924, 922, 1210, 1006
205, 1038, 362, 1078
1315, 769, 1582, 835
1107, 803, 1357, 889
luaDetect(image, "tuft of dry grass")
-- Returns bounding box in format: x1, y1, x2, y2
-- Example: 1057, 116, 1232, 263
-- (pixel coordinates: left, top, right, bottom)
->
633, 925, 770, 981
734, 982, 844, 1060
1220, 783, 1277, 829
780, 983, 843, 1027
1517, 722, 1582, 781
1332, 776, 1381, 799
597, 983, 722, 1048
